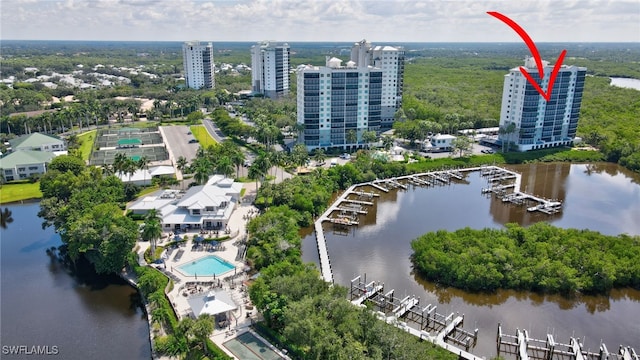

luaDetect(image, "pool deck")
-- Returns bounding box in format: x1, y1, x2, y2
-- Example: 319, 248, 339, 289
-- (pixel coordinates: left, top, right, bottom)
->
134, 182, 290, 360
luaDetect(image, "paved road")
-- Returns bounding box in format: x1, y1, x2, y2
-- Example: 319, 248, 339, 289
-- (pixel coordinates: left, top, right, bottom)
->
160, 125, 200, 162
203, 119, 227, 143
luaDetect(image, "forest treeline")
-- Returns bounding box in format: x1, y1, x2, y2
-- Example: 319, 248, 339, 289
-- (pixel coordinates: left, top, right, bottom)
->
411, 223, 640, 294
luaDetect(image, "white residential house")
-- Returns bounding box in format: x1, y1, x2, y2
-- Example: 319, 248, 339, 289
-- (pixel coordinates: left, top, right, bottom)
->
0, 150, 56, 181
128, 175, 243, 231
430, 134, 456, 151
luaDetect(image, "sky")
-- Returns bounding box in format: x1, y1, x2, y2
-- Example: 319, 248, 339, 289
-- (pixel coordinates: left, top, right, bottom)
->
1, 0, 639, 43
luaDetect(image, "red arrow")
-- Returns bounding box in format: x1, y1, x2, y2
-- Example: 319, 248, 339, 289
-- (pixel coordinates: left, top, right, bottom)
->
487, 11, 567, 101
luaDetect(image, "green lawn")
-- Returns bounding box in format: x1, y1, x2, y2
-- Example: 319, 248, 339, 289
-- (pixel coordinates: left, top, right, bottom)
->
189, 125, 217, 148
0, 182, 43, 204
78, 130, 97, 161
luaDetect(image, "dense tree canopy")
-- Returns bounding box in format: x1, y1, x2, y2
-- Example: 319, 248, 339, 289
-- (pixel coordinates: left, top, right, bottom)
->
38, 161, 135, 274
411, 223, 640, 294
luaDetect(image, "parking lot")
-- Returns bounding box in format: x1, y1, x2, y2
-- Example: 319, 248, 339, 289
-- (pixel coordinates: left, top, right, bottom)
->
160, 125, 200, 162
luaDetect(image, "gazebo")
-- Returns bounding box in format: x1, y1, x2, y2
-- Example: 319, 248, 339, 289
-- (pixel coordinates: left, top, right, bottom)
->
187, 290, 237, 327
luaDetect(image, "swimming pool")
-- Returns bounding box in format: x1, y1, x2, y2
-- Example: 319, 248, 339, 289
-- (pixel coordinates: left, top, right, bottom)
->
178, 255, 235, 277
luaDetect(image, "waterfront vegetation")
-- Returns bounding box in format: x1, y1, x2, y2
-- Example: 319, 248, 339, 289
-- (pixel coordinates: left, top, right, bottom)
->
37, 155, 138, 274
411, 223, 640, 294
247, 178, 456, 359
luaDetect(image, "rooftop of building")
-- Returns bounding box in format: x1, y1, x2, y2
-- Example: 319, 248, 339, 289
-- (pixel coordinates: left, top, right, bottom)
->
8, 132, 64, 149
0, 149, 56, 168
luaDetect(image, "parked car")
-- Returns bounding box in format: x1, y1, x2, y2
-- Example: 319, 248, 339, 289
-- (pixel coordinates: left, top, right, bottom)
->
340, 153, 351, 160
188, 139, 198, 143
481, 149, 496, 154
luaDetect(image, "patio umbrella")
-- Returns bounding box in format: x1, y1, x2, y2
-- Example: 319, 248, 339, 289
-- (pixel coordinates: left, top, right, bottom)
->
210, 240, 219, 246
173, 235, 182, 241
194, 236, 204, 242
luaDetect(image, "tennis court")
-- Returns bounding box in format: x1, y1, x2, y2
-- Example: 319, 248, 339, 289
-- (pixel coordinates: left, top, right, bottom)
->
223, 331, 285, 360
96, 127, 163, 148
89, 146, 169, 166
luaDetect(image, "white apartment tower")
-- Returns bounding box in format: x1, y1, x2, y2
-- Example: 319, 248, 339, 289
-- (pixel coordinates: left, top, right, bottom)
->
498, 57, 586, 151
251, 41, 290, 99
350, 39, 405, 129
182, 41, 215, 90
297, 57, 383, 151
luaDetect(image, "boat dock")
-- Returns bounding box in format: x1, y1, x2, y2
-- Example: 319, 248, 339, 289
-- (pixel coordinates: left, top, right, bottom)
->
497, 324, 639, 360
480, 166, 563, 214
349, 275, 483, 360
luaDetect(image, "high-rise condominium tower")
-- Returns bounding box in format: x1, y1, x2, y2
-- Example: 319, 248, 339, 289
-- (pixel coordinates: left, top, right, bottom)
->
251, 41, 290, 99
182, 41, 215, 90
297, 40, 404, 151
350, 39, 404, 130
498, 57, 586, 151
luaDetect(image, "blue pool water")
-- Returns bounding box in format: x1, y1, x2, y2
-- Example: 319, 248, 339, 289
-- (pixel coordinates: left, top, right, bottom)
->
178, 255, 235, 277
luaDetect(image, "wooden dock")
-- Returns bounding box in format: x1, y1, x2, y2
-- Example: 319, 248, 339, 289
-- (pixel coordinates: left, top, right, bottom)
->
350, 275, 483, 360
368, 182, 390, 193
497, 324, 638, 360
342, 198, 374, 206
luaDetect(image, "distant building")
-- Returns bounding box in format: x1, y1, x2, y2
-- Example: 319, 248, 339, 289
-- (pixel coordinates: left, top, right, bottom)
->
350, 40, 405, 130
498, 57, 586, 151
182, 41, 215, 90
0, 150, 56, 181
8, 132, 66, 152
251, 41, 290, 99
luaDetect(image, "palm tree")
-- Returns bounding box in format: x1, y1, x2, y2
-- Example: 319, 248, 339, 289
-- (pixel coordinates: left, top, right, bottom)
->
216, 156, 234, 178
113, 153, 128, 176
176, 156, 188, 190
192, 159, 211, 185
291, 143, 309, 168
313, 148, 326, 165
362, 130, 378, 150
0, 208, 14, 229
346, 129, 358, 149
142, 208, 163, 258
124, 158, 137, 183
190, 315, 214, 356
248, 162, 264, 190
499, 122, 516, 153
102, 164, 115, 177
382, 136, 394, 151
137, 156, 150, 186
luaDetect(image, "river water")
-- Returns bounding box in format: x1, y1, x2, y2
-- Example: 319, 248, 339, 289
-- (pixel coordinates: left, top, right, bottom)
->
610, 77, 640, 91
0, 203, 151, 359
301, 163, 640, 357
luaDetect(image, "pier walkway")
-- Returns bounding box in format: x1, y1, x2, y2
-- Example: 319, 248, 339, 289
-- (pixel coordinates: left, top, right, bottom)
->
497, 324, 638, 360
349, 276, 483, 360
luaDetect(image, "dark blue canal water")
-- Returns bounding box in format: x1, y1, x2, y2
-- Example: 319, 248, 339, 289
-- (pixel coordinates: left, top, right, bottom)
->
0, 202, 151, 359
